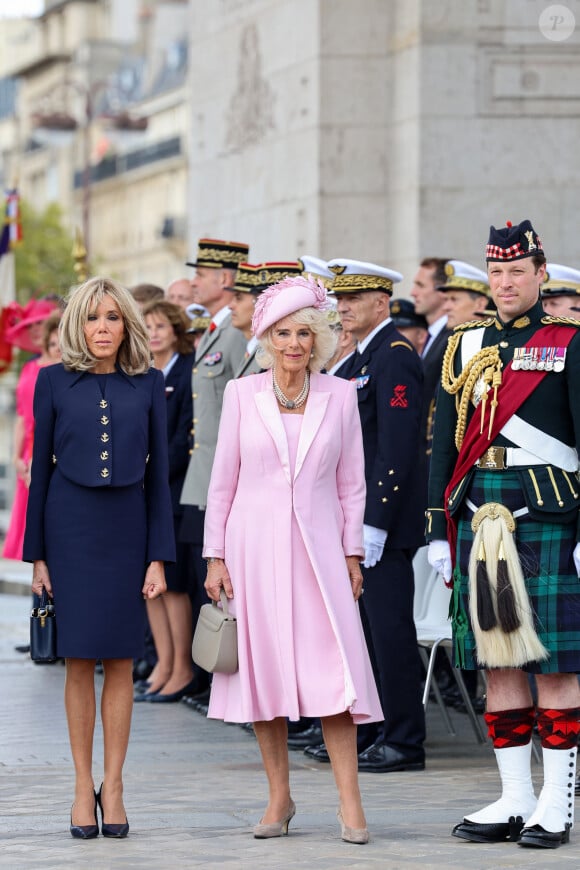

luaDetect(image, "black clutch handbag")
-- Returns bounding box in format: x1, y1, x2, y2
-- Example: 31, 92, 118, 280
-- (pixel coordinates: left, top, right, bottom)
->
30, 589, 57, 663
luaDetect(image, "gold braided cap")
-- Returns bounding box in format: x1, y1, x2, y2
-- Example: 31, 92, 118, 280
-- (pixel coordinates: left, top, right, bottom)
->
186, 238, 250, 269
330, 268, 394, 295
541, 280, 580, 295
187, 316, 212, 333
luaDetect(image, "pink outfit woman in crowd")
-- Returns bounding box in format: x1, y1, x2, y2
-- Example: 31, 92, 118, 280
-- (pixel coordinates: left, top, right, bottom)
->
3, 303, 60, 560
203, 275, 382, 845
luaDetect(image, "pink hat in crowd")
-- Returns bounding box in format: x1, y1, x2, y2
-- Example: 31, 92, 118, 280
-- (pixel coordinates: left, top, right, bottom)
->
4, 298, 59, 352
251, 273, 331, 339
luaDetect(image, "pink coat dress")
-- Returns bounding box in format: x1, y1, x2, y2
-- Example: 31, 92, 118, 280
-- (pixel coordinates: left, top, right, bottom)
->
3, 359, 44, 560
203, 370, 383, 724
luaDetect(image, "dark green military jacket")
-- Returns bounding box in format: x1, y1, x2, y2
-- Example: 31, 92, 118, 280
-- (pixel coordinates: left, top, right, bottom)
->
426, 301, 580, 541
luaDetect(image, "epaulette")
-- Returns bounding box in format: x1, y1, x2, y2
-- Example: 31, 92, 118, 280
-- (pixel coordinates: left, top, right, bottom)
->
540, 315, 580, 327
390, 339, 413, 350
453, 317, 494, 332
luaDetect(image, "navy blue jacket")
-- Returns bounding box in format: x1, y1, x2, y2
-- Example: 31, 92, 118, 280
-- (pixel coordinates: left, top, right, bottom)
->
164, 352, 194, 513
23, 363, 175, 563
337, 321, 425, 549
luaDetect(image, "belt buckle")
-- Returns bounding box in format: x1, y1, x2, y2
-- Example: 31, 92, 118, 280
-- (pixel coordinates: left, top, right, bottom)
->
477, 446, 506, 470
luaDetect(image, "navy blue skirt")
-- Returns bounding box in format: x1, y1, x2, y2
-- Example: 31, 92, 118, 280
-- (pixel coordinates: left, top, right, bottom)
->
45, 469, 147, 659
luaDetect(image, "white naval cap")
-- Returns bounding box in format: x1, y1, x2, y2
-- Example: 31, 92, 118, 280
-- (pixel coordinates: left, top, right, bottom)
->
542, 263, 580, 297
438, 260, 490, 297
299, 255, 335, 288
185, 302, 211, 320
327, 258, 403, 296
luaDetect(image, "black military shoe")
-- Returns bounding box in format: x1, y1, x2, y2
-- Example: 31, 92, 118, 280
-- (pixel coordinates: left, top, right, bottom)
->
357, 742, 425, 773
452, 816, 525, 843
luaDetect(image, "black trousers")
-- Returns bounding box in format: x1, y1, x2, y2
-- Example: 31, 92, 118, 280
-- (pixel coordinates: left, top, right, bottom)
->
359, 547, 426, 755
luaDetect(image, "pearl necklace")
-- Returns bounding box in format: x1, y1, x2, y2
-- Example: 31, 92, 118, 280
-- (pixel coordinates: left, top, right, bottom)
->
272, 370, 310, 409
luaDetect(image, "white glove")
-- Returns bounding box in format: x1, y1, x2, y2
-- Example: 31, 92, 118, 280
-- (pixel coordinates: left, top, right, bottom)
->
427, 539, 452, 583
363, 524, 388, 569
574, 542, 580, 577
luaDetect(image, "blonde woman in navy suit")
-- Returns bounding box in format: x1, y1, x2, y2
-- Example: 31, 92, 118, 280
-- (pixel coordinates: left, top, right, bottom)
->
24, 278, 174, 840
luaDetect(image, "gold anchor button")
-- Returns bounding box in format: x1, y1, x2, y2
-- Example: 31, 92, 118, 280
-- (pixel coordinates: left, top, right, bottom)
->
100, 468, 109, 478
100, 415, 109, 425
99, 399, 108, 408
361, 366, 367, 374
101, 433, 110, 443
100, 451, 109, 460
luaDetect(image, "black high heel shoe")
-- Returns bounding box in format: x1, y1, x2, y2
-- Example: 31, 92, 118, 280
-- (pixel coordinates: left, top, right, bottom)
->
96, 783, 130, 838
70, 792, 99, 839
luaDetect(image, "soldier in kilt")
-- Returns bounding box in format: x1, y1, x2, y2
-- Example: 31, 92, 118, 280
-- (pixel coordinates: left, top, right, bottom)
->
426, 219, 580, 850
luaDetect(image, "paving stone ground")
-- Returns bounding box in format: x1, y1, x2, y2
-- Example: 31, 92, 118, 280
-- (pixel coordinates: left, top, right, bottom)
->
1, 565, 579, 869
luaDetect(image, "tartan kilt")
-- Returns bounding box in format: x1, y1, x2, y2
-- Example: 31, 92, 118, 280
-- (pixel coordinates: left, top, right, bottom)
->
452, 468, 580, 674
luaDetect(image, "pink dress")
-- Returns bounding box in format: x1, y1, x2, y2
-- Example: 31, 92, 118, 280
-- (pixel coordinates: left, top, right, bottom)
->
3, 360, 44, 560
204, 371, 383, 725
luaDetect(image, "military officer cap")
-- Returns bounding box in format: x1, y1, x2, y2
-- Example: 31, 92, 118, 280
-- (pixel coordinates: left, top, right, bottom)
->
299, 255, 335, 288
186, 238, 250, 269
228, 262, 261, 294
327, 258, 403, 296
253, 261, 304, 292
187, 316, 212, 334
185, 302, 210, 320
541, 263, 580, 299
485, 220, 544, 262
226, 261, 304, 295
390, 298, 428, 330
437, 260, 490, 297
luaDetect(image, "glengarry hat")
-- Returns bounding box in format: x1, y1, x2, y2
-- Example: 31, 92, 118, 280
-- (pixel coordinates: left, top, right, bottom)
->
327, 258, 403, 296
485, 220, 543, 262
438, 260, 490, 297
186, 238, 250, 270
541, 263, 580, 298
251, 274, 332, 339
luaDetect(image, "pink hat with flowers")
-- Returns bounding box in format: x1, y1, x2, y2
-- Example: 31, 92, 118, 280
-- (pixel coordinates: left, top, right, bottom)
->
4, 298, 59, 353
251, 273, 332, 339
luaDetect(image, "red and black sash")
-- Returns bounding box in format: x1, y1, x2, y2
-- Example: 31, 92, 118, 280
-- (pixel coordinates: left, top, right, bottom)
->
444, 324, 577, 571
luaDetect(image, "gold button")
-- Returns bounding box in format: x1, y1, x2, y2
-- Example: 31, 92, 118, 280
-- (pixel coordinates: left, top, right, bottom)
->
500, 341, 509, 348
100, 468, 109, 478
101, 433, 110, 443
194, 444, 200, 449
207, 372, 213, 378
193, 368, 198, 374
388, 469, 394, 475
52, 454, 57, 465
188, 449, 193, 455
193, 418, 198, 424
378, 481, 383, 486
100, 451, 109, 460
100, 415, 109, 425
99, 399, 108, 408
192, 429, 195, 436
381, 497, 388, 503
193, 393, 198, 399
393, 485, 399, 491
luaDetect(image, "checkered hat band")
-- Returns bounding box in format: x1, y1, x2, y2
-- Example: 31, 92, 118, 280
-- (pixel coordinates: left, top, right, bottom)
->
486, 242, 524, 260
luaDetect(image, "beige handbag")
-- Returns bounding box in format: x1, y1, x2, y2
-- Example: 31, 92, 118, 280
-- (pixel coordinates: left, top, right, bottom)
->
192, 590, 238, 674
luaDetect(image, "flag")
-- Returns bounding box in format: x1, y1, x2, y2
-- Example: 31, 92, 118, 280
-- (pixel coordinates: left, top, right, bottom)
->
0, 189, 22, 371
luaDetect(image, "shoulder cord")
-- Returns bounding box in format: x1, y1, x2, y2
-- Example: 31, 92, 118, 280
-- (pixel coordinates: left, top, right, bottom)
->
441, 334, 502, 451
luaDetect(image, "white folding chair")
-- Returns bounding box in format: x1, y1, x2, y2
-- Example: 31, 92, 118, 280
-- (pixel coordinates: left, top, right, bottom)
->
413, 547, 486, 744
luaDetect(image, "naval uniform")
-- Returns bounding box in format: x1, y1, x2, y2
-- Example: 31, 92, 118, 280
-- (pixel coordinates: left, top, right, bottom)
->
23, 364, 175, 660
338, 319, 426, 755
427, 301, 580, 673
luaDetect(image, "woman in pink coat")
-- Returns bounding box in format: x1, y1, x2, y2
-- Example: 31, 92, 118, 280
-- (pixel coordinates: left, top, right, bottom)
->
203, 274, 382, 845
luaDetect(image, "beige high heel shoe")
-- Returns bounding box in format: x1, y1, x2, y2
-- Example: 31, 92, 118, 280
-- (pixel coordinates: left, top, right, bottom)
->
253, 799, 296, 838
337, 808, 369, 844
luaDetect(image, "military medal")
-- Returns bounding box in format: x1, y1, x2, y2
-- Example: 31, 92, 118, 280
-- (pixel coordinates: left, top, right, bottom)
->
554, 347, 566, 372
511, 348, 521, 371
